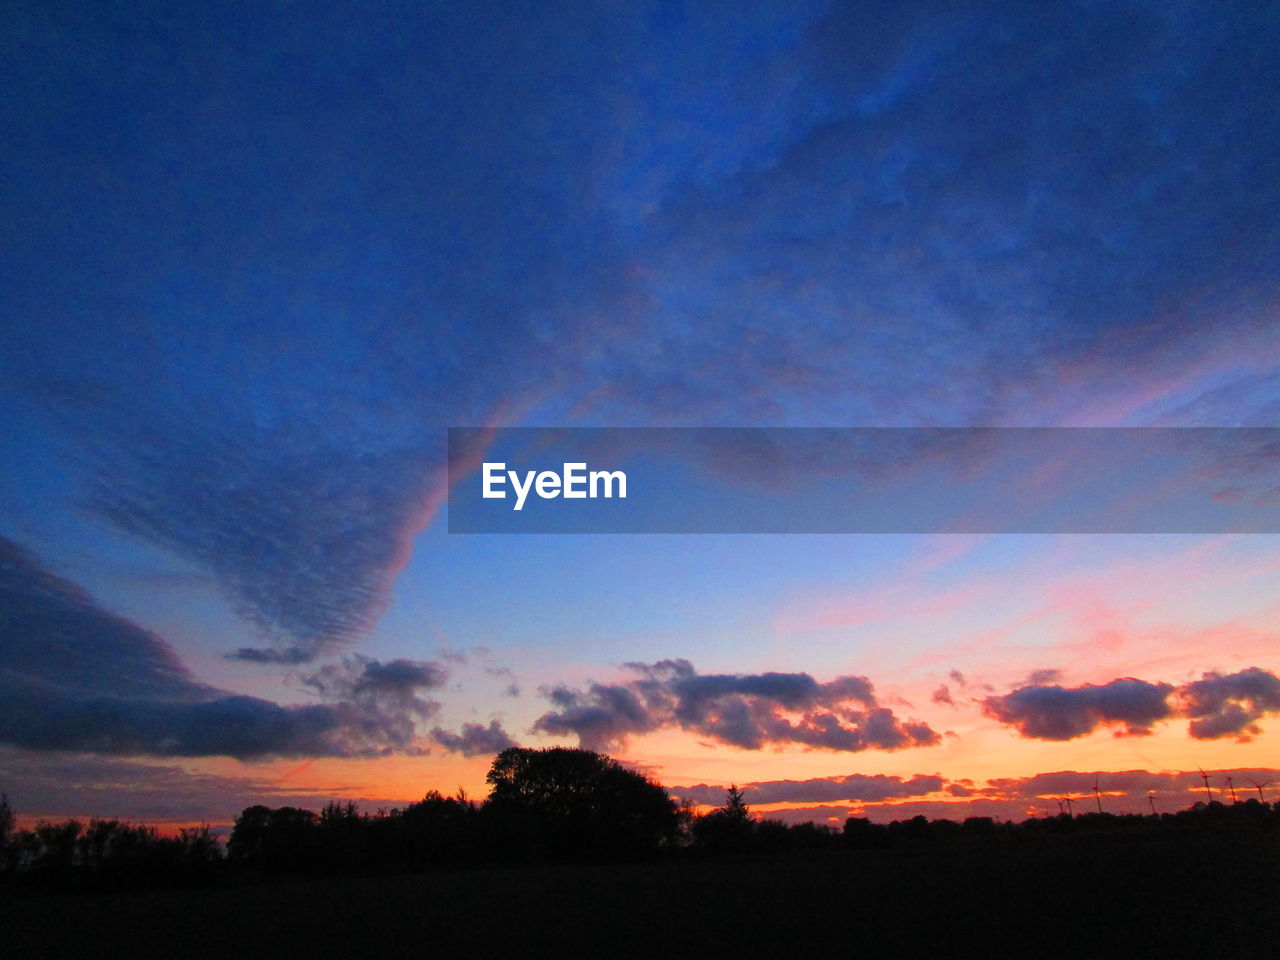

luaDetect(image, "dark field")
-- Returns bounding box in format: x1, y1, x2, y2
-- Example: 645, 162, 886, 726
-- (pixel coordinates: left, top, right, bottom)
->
4, 831, 1277, 960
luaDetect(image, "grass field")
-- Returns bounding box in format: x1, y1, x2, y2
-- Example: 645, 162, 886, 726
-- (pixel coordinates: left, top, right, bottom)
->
4, 830, 1277, 959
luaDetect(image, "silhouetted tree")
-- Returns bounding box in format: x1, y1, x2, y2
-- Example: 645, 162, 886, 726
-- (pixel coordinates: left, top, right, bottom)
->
317, 800, 365, 869
693, 785, 755, 852
0, 794, 14, 872
228, 805, 319, 872
25, 819, 83, 879
77, 819, 162, 876
397, 790, 479, 865
674, 796, 699, 846
723, 785, 750, 823
0, 795, 11, 847
484, 747, 679, 858
176, 824, 222, 868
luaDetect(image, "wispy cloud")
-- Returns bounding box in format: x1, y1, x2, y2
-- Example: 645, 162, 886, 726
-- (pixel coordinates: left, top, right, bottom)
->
59, 397, 442, 663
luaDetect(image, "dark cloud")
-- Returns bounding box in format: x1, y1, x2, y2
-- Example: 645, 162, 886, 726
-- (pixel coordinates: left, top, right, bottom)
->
0, 683, 345, 759
983, 668, 1280, 741
299, 655, 447, 749
0, 537, 441, 759
535, 679, 658, 751
674, 773, 943, 806
230, 646, 315, 665
0, 536, 209, 701
301, 656, 446, 706
1181, 667, 1280, 741
982, 677, 1175, 740
931, 685, 954, 706
430, 721, 517, 758
534, 659, 939, 753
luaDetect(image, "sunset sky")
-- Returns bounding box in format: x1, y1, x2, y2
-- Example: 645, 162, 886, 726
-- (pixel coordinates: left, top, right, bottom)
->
2, 1, 1279, 830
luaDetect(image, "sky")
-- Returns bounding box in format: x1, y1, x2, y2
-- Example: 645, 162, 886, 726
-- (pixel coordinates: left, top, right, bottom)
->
2, 0, 1279, 830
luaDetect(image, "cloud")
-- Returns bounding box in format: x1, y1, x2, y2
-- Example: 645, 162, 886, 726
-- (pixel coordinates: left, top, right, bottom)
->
1158, 370, 1280, 427
673, 773, 943, 806
299, 655, 447, 748
983, 668, 1280, 741
301, 656, 446, 707
1181, 667, 1280, 741
49, 393, 442, 664
756, 767, 1280, 825
4, 1, 1279, 691
984, 769, 1190, 800
981, 767, 1280, 811
0, 537, 442, 759
535, 679, 659, 750
0, 536, 211, 701
229, 646, 315, 665
982, 678, 1176, 740
534, 658, 940, 753
430, 721, 517, 757
0, 747, 407, 826
5, 2, 684, 660
567, 1, 1280, 429
1025, 668, 1064, 686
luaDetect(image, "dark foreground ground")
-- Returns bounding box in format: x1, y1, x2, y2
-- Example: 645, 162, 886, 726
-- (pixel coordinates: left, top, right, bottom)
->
4, 830, 1277, 959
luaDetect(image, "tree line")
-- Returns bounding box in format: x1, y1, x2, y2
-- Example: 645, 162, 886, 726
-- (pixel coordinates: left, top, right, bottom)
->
3, 747, 1279, 891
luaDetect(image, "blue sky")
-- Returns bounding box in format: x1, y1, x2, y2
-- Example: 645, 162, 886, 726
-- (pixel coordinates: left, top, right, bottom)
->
2, 0, 1279, 825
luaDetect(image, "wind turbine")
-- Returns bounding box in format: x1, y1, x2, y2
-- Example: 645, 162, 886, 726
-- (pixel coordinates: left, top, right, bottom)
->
1247, 777, 1272, 802
1197, 767, 1213, 804
1225, 775, 1238, 804
1147, 791, 1157, 816
1063, 796, 1079, 817
1093, 778, 1103, 814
